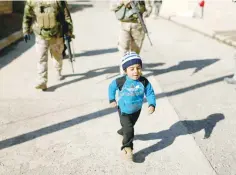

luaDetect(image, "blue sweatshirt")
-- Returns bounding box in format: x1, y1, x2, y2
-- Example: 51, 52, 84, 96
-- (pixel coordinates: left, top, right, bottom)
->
108, 75, 156, 114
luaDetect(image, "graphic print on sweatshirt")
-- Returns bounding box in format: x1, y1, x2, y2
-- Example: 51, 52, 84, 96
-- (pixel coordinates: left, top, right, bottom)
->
118, 82, 145, 114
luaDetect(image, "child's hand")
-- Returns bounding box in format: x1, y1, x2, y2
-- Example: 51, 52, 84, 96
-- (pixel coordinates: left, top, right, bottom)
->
110, 101, 117, 108
148, 106, 155, 114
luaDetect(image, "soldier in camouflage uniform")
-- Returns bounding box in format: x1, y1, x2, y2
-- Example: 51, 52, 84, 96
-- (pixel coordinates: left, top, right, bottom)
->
152, 0, 162, 18
110, 0, 152, 74
224, 52, 236, 84
22, 0, 73, 90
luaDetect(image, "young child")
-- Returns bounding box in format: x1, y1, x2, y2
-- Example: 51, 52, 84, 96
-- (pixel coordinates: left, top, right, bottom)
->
108, 52, 156, 161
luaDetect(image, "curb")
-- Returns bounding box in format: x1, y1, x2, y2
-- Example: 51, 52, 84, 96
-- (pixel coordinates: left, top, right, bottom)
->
0, 30, 23, 52
160, 16, 236, 49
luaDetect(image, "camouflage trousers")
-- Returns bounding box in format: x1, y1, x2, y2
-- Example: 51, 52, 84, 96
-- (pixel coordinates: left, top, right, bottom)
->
118, 22, 145, 56
118, 22, 145, 73
35, 35, 64, 85
152, 1, 162, 16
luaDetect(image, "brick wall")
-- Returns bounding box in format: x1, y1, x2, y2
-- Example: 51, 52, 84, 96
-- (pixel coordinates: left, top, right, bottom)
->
0, 1, 13, 14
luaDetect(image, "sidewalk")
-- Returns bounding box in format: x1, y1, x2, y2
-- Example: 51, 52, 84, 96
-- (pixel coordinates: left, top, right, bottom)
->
160, 0, 236, 48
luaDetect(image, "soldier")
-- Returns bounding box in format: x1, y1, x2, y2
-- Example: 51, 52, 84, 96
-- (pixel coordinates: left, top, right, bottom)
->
22, 0, 74, 91
110, 0, 152, 74
224, 53, 236, 84
152, 0, 162, 18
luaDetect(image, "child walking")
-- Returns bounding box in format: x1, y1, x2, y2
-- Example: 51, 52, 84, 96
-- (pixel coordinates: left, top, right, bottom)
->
108, 52, 156, 161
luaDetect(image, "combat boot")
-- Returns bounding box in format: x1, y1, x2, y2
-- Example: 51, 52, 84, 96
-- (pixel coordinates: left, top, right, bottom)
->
35, 83, 47, 91
122, 147, 133, 161
56, 71, 64, 81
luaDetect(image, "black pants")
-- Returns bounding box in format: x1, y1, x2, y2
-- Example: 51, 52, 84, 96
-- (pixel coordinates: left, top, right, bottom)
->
117, 107, 141, 150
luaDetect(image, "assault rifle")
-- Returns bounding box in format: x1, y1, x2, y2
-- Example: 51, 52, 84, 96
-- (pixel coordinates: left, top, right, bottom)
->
130, 1, 153, 46
64, 35, 74, 73
60, 1, 75, 73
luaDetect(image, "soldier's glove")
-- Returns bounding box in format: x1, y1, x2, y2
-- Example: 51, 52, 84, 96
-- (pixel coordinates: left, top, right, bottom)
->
71, 34, 75, 39
24, 34, 31, 43
65, 33, 75, 41
64, 35, 71, 42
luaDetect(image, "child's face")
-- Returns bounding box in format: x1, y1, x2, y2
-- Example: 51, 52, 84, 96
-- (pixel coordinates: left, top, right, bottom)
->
125, 64, 142, 80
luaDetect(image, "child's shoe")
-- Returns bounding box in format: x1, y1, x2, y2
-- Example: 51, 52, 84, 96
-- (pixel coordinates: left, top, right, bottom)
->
122, 147, 133, 161
56, 71, 64, 81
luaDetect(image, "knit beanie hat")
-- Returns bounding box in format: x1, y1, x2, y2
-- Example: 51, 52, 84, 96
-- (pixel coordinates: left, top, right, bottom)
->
121, 52, 142, 70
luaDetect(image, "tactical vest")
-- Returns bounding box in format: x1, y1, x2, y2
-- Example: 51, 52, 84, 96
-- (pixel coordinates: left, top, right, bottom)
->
32, 1, 61, 39
115, 1, 146, 22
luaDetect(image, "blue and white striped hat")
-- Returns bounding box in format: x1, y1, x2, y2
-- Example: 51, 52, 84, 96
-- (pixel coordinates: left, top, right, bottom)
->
121, 52, 142, 70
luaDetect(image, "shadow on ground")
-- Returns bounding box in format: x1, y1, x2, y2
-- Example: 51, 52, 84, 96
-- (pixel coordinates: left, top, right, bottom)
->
0, 35, 35, 70
68, 3, 93, 13
0, 57, 228, 152
156, 73, 233, 99
47, 58, 220, 91
73, 47, 118, 57
0, 107, 116, 150
144, 58, 220, 76
0, 109, 225, 160
133, 113, 225, 163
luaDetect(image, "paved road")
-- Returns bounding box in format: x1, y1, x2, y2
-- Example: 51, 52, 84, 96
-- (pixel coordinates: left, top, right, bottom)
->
0, 1, 235, 175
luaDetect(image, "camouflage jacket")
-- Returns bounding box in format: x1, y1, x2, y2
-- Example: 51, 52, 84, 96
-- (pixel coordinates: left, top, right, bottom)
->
110, 0, 152, 22
22, 0, 73, 40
